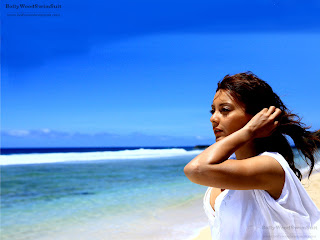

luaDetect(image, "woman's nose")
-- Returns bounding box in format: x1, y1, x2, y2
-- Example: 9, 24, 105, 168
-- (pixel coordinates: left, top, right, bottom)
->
210, 113, 219, 128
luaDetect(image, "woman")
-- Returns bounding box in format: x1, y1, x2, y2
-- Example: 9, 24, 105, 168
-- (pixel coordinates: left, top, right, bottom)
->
184, 72, 320, 239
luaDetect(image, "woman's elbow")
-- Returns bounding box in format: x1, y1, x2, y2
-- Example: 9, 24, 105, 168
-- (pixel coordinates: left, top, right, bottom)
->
184, 162, 203, 183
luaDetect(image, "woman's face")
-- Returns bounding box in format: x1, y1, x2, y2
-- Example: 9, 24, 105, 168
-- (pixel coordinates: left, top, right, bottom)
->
210, 90, 252, 141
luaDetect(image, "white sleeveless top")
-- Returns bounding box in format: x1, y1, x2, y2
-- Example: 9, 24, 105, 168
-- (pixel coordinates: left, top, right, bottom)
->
203, 152, 320, 240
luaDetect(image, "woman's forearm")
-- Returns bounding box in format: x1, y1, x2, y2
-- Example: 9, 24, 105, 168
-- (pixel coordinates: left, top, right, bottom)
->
185, 127, 253, 170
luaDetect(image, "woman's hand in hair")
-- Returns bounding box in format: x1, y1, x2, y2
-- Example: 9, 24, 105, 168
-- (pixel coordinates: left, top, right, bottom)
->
244, 106, 282, 139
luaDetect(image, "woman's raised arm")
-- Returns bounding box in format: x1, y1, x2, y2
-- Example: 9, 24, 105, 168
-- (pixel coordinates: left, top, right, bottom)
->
184, 106, 284, 191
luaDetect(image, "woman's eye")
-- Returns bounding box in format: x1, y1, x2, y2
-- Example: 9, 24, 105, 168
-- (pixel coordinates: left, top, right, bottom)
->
221, 108, 230, 112
210, 109, 215, 114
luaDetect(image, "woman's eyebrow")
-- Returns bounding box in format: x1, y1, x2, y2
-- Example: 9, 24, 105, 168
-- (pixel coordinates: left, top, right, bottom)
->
211, 103, 232, 108
220, 103, 232, 106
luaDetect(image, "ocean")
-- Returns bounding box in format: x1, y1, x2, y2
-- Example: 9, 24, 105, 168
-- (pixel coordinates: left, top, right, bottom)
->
1, 147, 319, 240
0, 147, 208, 240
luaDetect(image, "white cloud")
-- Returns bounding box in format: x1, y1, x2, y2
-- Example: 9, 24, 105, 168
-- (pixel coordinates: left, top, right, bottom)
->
1, 129, 213, 148
196, 136, 204, 140
6, 130, 30, 137
41, 128, 51, 134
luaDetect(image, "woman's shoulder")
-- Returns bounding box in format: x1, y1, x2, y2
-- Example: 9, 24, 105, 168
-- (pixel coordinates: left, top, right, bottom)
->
258, 151, 284, 159
258, 151, 289, 170
256, 152, 320, 225
251, 152, 286, 200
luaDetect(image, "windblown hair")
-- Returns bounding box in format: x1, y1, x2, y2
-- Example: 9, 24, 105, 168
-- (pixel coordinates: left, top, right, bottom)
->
217, 72, 320, 180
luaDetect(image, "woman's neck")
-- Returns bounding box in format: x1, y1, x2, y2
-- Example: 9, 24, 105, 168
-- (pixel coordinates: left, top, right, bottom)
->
235, 141, 257, 160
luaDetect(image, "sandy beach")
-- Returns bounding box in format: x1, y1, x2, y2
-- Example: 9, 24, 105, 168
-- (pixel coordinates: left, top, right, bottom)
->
192, 171, 320, 240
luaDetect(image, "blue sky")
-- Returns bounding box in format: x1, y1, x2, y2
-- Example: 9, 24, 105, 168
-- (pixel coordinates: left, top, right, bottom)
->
1, 1, 320, 147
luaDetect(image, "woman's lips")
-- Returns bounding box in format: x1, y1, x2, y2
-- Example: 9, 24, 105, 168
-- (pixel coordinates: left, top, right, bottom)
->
214, 130, 223, 141
214, 129, 223, 136
214, 130, 224, 141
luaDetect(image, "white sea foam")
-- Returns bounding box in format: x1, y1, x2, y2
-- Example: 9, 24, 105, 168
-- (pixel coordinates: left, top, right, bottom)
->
0, 148, 203, 165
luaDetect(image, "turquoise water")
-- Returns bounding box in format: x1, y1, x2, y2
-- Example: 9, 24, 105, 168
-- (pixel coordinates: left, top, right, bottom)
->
1, 149, 207, 240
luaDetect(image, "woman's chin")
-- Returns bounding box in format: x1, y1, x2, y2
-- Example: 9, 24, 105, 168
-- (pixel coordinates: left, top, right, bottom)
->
215, 136, 224, 142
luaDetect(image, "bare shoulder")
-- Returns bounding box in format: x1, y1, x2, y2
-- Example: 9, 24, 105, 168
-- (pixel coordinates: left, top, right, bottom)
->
244, 154, 285, 178
248, 154, 285, 199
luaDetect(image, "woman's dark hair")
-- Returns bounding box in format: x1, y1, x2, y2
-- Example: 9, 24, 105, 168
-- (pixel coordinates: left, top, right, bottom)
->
217, 71, 319, 180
